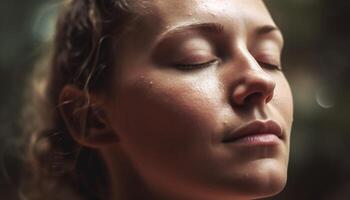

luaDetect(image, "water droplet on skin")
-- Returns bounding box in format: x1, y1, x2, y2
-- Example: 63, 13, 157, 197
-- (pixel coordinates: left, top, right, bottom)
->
209, 12, 216, 18
222, 113, 229, 126
148, 81, 153, 87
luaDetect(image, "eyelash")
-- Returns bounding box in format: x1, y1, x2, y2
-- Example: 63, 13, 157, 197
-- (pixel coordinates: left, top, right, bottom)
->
174, 59, 219, 70
258, 61, 282, 71
173, 59, 281, 71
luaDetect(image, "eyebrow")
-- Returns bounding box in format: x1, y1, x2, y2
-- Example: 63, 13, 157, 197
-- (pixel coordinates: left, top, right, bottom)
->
158, 22, 224, 39
256, 25, 281, 35
155, 23, 283, 46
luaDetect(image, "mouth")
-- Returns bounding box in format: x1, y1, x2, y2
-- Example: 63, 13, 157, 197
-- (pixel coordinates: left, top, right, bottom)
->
222, 120, 283, 146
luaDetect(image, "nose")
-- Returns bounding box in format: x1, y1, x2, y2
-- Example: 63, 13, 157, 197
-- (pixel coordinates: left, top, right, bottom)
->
231, 53, 276, 107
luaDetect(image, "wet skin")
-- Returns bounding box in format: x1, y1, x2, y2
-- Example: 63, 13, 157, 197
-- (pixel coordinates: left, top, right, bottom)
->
100, 0, 293, 199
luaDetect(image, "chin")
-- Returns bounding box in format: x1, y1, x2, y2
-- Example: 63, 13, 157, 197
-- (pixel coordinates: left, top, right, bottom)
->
205, 159, 287, 200
188, 160, 288, 200
238, 159, 288, 200
250, 176, 286, 199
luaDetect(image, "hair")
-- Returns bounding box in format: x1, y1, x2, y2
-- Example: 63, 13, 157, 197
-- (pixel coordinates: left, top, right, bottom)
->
21, 0, 137, 199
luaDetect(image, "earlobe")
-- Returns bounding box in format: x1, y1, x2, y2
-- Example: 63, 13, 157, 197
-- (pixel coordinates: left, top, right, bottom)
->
58, 85, 119, 149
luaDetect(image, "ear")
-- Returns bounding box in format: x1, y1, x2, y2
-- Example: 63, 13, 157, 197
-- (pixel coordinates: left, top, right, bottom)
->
58, 85, 119, 148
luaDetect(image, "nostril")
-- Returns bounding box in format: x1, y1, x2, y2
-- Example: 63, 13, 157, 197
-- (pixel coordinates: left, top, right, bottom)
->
244, 93, 264, 105
265, 90, 274, 103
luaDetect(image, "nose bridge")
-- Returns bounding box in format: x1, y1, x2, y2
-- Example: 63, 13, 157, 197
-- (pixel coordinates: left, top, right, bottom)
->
231, 45, 276, 106
236, 44, 262, 72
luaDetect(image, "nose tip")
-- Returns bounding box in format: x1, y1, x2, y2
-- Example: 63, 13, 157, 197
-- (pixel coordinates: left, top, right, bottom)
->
231, 71, 276, 106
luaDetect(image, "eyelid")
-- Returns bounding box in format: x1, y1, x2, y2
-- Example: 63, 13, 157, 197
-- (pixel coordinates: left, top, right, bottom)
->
151, 34, 218, 66
254, 54, 281, 70
174, 59, 220, 70
174, 51, 217, 64
258, 61, 282, 70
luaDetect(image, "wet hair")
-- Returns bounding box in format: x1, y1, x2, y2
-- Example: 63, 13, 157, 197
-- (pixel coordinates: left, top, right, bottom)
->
22, 0, 137, 199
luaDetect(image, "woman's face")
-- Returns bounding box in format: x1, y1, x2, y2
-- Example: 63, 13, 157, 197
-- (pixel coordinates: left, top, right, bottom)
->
105, 0, 293, 199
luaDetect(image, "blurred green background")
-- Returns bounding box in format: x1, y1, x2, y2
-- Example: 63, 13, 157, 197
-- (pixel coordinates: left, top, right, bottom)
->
1, 0, 350, 199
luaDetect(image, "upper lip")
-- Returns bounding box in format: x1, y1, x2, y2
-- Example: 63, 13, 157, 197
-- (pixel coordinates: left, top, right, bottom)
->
222, 120, 283, 143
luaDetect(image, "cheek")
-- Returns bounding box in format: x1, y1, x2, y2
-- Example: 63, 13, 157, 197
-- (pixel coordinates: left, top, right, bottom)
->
272, 74, 294, 133
109, 70, 223, 167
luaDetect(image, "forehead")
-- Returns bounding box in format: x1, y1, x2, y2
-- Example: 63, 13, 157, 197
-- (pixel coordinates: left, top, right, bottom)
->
136, 0, 275, 30
117, 0, 281, 61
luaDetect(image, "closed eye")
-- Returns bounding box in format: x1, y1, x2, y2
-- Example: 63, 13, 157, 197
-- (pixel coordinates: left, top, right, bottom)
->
259, 61, 282, 71
174, 59, 220, 70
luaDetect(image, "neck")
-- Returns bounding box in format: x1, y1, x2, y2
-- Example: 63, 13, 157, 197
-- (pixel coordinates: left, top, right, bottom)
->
102, 147, 169, 200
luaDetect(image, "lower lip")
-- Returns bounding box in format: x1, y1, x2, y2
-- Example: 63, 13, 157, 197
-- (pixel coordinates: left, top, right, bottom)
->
229, 134, 281, 146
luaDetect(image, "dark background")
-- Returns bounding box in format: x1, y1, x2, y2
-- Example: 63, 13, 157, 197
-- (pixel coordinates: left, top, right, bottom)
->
1, 0, 350, 199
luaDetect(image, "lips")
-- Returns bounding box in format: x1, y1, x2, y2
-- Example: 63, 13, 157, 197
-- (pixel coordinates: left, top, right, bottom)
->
222, 120, 283, 143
